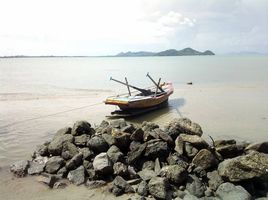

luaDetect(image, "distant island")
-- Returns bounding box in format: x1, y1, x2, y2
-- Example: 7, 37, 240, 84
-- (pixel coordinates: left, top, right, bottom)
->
115, 48, 215, 57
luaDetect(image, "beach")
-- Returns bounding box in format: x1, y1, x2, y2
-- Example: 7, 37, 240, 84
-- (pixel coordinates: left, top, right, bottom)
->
0, 56, 268, 199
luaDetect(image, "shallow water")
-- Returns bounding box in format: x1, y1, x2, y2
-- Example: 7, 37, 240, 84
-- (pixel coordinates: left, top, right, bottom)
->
0, 56, 268, 199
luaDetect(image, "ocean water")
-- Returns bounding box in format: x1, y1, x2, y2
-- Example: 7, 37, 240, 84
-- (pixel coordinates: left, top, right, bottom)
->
0, 56, 268, 166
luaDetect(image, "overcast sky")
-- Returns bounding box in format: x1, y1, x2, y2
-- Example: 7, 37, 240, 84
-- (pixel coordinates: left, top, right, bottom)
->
0, 0, 267, 56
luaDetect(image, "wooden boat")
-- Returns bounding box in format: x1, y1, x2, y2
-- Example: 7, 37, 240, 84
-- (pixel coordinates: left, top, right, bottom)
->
104, 73, 174, 114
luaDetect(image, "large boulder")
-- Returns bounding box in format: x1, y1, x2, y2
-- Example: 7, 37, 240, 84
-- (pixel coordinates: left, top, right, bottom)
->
245, 141, 268, 154
144, 139, 169, 160
10, 160, 29, 177
218, 151, 268, 182
93, 153, 113, 175
148, 177, 169, 200
127, 143, 147, 165
27, 161, 45, 175
159, 165, 187, 184
87, 136, 109, 153
67, 165, 85, 185
186, 175, 205, 198
45, 156, 65, 174
72, 120, 93, 136
61, 141, 78, 159
65, 153, 83, 170
216, 182, 252, 200
48, 134, 73, 155
215, 139, 243, 159
192, 149, 218, 170
107, 145, 124, 163
165, 118, 203, 140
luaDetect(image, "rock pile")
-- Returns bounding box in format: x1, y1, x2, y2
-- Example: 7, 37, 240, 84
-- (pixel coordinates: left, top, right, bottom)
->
10, 118, 268, 199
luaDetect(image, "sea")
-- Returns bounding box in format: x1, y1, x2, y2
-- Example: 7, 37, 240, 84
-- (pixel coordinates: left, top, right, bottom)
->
0, 55, 268, 199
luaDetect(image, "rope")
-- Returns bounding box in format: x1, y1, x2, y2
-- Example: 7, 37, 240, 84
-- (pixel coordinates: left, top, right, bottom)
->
0, 102, 103, 129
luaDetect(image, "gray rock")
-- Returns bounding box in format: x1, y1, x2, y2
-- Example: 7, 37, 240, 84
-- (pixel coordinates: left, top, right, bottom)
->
113, 162, 128, 177
45, 156, 65, 174
245, 141, 268, 153
142, 121, 159, 132
128, 165, 138, 179
111, 176, 134, 196
72, 120, 92, 136
86, 180, 106, 189
79, 147, 94, 161
88, 136, 109, 153
207, 171, 224, 191
121, 124, 136, 134
67, 165, 85, 185
110, 118, 127, 129
74, 134, 89, 146
129, 141, 142, 151
65, 152, 83, 170
127, 143, 147, 165
185, 142, 199, 158
159, 165, 187, 184
35, 144, 49, 156
154, 128, 174, 147
154, 158, 161, 174
130, 128, 144, 141
112, 130, 131, 150
86, 168, 99, 180
32, 156, 48, 165
57, 166, 68, 178
179, 134, 209, 149
137, 180, 148, 196
144, 139, 169, 160
48, 134, 73, 155
148, 177, 169, 200
183, 194, 200, 200
218, 151, 268, 182
62, 141, 78, 158
27, 161, 45, 175
107, 145, 124, 163
215, 140, 242, 159
95, 120, 109, 133
36, 173, 59, 188
175, 136, 184, 155
216, 182, 252, 200
83, 160, 92, 169
165, 118, 203, 140
53, 179, 68, 189
10, 160, 29, 177
102, 133, 116, 146
93, 152, 113, 175
186, 175, 205, 198
192, 149, 218, 170
142, 160, 155, 170
54, 127, 72, 138
138, 169, 157, 181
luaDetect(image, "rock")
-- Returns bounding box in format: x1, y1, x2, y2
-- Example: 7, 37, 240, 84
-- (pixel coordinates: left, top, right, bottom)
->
215, 140, 243, 159
121, 124, 136, 134
65, 153, 83, 170
159, 165, 187, 184
35, 144, 49, 156
205, 187, 213, 197
67, 165, 85, 185
83, 160, 92, 169
154, 158, 161, 174
53, 179, 68, 189
141, 160, 154, 171
112, 130, 131, 151
113, 162, 128, 177
218, 151, 268, 182
95, 120, 109, 133
62, 141, 78, 158
128, 165, 138, 179
144, 139, 169, 160
48, 134, 73, 155
107, 145, 124, 163
54, 127, 72, 138
33, 156, 48, 165
148, 177, 169, 200
110, 118, 127, 129
57, 167, 68, 178
207, 170, 224, 191
192, 149, 218, 170
129, 141, 141, 151
45, 156, 65, 174
10, 160, 29, 177
245, 141, 268, 153
86, 168, 99, 180
127, 178, 142, 185
186, 175, 205, 198
86, 180, 106, 189
165, 118, 203, 140
127, 143, 147, 165
215, 139, 236, 147
142, 121, 159, 132
179, 134, 209, 149
174, 190, 186, 199
102, 133, 116, 146
27, 161, 45, 175
137, 181, 148, 196
72, 120, 92, 136
37, 173, 59, 188
88, 136, 109, 153
80, 147, 94, 161
74, 134, 89, 146
183, 194, 200, 200
130, 128, 144, 141
154, 128, 174, 147
111, 176, 134, 196
167, 153, 188, 169
175, 136, 184, 155
93, 152, 113, 175
185, 142, 199, 158
216, 182, 252, 200
138, 169, 157, 181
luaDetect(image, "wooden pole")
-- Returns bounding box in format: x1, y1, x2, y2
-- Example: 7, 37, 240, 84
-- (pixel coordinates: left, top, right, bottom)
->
146, 73, 165, 92
154, 78, 161, 97
125, 77, 131, 96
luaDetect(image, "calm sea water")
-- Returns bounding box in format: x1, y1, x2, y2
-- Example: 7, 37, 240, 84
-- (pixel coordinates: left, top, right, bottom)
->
0, 56, 268, 166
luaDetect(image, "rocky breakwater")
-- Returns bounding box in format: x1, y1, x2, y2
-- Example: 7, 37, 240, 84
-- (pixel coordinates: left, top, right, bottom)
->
10, 118, 268, 199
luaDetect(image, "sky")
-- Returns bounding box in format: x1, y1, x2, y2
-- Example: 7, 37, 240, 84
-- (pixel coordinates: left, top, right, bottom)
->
0, 0, 267, 56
